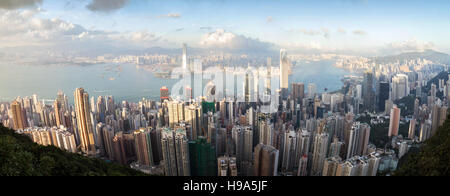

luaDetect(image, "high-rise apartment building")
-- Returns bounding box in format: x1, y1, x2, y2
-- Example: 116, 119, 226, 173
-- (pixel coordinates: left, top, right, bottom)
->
74, 88, 96, 155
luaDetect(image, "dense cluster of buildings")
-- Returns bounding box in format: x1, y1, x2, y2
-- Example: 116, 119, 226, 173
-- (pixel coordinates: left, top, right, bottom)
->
1, 45, 449, 176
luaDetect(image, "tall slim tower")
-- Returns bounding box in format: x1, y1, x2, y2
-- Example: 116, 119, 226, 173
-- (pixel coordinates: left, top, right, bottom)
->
280, 49, 289, 98
74, 88, 96, 155
182, 43, 188, 70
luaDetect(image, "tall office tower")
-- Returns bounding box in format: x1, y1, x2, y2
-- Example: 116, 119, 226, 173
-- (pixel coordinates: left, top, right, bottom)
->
392, 74, 409, 101
182, 43, 187, 70
167, 100, 185, 128
362, 71, 375, 111
346, 122, 371, 159
232, 125, 253, 171
292, 83, 305, 103
106, 96, 115, 116
161, 128, 190, 176
217, 156, 238, 176
259, 119, 273, 146
96, 96, 106, 123
281, 130, 297, 173
279, 49, 289, 99
388, 105, 401, 137
328, 137, 344, 157
244, 67, 255, 103
336, 161, 355, 176
265, 57, 272, 95
378, 81, 390, 112
308, 83, 317, 99
322, 156, 342, 176
74, 88, 96, 155
134, 128, 154, 166
431, 103, 447, 136
367, 152, 381, 176
10, 101, 26, 130
408, 119, 416, 140
311, 132, 329, 176
188, 136, 217, 176
419, 120, 432, 142
184, 104, 201, 140
160, 86, 170, 103
254, 143, 279, 176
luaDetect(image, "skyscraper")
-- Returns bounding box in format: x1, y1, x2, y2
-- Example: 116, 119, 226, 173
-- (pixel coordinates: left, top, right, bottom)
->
388, 105, 401, 137
378, 81, 390, 112
160, 86, 170, 103
182, 43, 187, 70
188, 136, 217, 176
392, 74, 409, 101
292, 83, 305, 103
311, 132, 329, 176
134, 128, 154, 166
254, 143, 279, 176
279, 49, 289, 98
346, 122, 370, 159
363, 71, 375, 111
74, 88, 96, 155
10, 100, 26, 130
161, 128, 190, 176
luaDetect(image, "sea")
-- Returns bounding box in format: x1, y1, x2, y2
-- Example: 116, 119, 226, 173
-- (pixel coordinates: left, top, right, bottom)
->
0, 59, 351, 104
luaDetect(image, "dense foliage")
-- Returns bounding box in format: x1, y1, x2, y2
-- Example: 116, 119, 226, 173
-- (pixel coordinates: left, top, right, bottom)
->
394, 114, 450, 176
0, 124, 148, 176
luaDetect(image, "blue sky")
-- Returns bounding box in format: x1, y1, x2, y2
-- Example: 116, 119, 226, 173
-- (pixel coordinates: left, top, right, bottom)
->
1, 0, 450, 56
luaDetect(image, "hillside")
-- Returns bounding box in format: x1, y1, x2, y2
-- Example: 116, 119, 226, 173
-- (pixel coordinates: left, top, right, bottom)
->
370, 49, 450, 65
394, 114, 450, 176
0, 124, 148, 176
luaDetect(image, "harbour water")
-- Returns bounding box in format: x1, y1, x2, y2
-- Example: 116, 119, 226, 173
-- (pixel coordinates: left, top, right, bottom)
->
0, 59, 351, 103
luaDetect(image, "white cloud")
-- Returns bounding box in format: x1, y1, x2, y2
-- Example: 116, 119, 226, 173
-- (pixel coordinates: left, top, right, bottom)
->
298, 28, 330, 39
0, 9, 164, 55
381, 39, 436, 54
199, 29, 274, 52
86, 0, 129, 13
157, 13, 181, 18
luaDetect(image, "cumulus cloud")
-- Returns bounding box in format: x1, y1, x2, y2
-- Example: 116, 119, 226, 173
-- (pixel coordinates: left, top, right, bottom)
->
381, 39, 436, 54
199, 29, 274, 52
0, 0, 42, 10
157, 13, 181, 18
0, 9, 163, 54
86, 0, 129, 13
353, 30, 366, 35
298, 28, 330, 38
